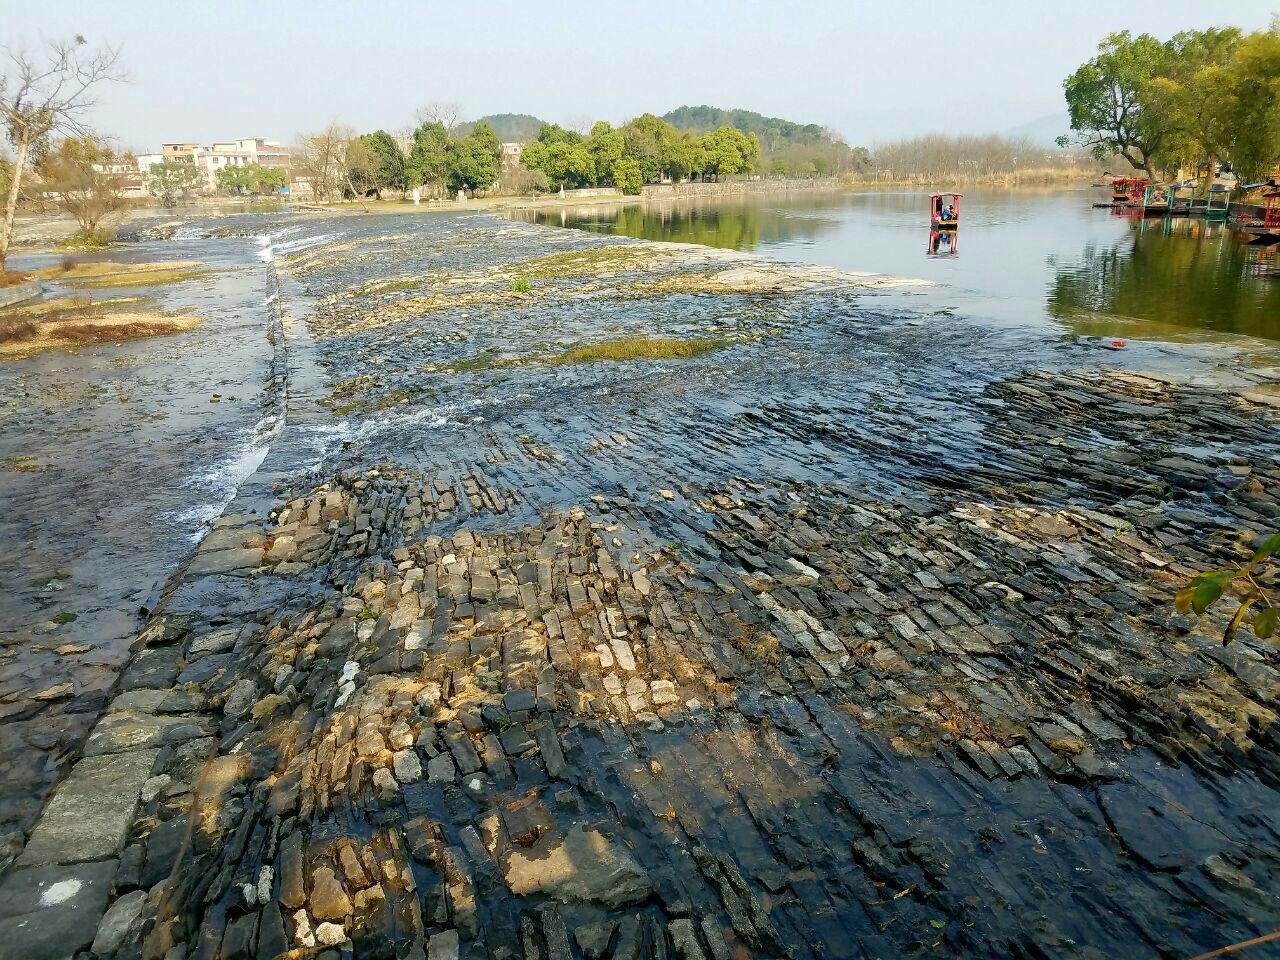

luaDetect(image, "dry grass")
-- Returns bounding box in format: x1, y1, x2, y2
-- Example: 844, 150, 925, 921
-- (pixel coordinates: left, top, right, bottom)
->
33, 259, 204, 281
67, 268, 215, 288
0, 295, 202, 359
550, 336, 731, 364
1, 270, 33, 289
32, 259, 214, 290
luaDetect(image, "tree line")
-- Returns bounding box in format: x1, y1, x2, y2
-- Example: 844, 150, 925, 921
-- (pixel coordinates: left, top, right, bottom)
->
867, 134, 1096, 182
1062, 20, 1280, 181
520, 115, 763, 194
292, 119, 503, 203
662, 105, 870, 177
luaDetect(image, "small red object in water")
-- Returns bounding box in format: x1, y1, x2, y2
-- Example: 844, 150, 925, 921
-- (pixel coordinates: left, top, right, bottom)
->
1112, 339, 1127, 348
272, 482, 281, 490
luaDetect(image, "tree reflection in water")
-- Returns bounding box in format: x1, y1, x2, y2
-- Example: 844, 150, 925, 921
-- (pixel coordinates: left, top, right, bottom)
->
1048, 217, 1280, 341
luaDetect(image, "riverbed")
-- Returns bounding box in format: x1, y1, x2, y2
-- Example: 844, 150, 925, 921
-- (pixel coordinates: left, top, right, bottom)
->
0, 200, 1278, 960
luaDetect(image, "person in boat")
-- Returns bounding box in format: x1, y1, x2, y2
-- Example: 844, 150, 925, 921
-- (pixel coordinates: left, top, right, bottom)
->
941, 204, 954, 221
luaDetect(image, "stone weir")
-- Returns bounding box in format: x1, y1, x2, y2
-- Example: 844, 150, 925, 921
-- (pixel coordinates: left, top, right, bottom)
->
2, 215, 1279, 960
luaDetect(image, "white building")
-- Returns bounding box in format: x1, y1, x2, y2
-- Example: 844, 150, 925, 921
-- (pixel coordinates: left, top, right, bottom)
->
188, 138, 292, 188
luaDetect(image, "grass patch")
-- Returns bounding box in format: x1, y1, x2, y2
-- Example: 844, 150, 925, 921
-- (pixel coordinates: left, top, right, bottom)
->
509, 245, 664, 280
34, 259, 205, 283
57, 229, 115, 250
550, 336, 731, 364
1, 270, 32, 288
0, 295, 202, 358
511, 276, 531, 294
352, 276, 422, 297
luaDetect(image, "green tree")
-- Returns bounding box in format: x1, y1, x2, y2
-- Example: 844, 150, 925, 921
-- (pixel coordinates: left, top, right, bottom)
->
408, 121, 450, 194
447, 120, 501, 192
532, 123, 583, 146
584, 121, 624, 185
353, 130, 408, 197
1213, 26, 1280, 183
147, 162, 203, 205
216, 163, 286, 195
521, 139, 594, 189
700, 126, 759, 179
1062, 31, 1177, 176
613, 157, 643, 195
621, 113, 681, 183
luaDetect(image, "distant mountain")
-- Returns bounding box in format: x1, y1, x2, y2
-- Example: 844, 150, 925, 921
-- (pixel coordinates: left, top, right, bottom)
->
456, 113, 548, 142
662, 105, 835, 147
1002, 112, 1072, 148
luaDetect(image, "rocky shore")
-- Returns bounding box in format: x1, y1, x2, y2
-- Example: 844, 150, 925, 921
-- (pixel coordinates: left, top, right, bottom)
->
1, 213, 1278, 960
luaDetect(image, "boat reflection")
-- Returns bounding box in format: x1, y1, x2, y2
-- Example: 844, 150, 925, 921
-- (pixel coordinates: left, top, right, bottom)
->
926, 228, 958, 258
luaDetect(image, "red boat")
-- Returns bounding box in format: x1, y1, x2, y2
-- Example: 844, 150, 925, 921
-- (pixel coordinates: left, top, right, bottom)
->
1109, 176, 1149, 206
1237, 180, 1280, 242
930, 192, 961, 229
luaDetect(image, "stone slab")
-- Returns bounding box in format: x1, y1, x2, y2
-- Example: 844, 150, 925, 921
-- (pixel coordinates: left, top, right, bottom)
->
0, 859, 116, 960
17, 750, 158, 867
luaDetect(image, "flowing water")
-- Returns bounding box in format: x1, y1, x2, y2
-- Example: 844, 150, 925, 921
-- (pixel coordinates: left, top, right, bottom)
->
513, 187, 1280, 342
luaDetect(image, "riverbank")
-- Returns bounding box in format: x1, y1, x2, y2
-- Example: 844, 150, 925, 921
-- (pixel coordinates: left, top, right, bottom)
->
0, 211, 1278, 960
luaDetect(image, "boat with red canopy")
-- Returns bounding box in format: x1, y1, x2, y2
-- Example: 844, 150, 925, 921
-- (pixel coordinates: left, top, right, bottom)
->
930, 192, 961, 229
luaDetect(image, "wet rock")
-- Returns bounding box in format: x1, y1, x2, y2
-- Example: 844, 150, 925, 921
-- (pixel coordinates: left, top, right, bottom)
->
428, 929, 459, 960
0, 859, 117, 960
278, 831, 306, 909
501, 824, 652, 907
90, 887, 146, 955
574, 919, 617, 959
18, 750, 158, 867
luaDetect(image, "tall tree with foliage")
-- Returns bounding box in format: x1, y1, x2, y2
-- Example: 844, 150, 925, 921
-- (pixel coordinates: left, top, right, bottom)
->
408, 121, 450, 195
216, 163, 285, 196
700, 126, 760, 179
522, 123, 596, 188
147, 161, 203, 205
1212, 25, 1280, 183
0, 35, 121, 268
352, 130, 408, 197
447, 120, 501, 193
585, 121, 625, 185
1061, 31, 1176, 176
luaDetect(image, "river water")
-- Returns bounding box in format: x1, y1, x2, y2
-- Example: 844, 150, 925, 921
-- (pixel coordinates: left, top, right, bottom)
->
513, 187, 1280, 342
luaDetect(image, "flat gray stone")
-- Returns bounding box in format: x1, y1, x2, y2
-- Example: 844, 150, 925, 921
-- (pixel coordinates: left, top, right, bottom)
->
84, 711, 192, 756
0, 860, 116, 960
186, 546, 264, 577
90, 888, 147, 956
18, 750, 158, 867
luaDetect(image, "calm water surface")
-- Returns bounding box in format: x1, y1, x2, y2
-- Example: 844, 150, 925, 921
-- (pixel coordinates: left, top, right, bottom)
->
515, 189, 1280, 342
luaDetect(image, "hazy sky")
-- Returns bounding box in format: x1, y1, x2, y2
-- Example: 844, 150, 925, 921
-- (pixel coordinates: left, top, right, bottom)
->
4, 0, 1277, 151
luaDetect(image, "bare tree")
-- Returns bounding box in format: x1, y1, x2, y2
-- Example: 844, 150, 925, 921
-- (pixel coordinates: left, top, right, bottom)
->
415, 101, 463, 134
294, 124, 351, 203
563, 114, 594, 136
0, 35, 122, 268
